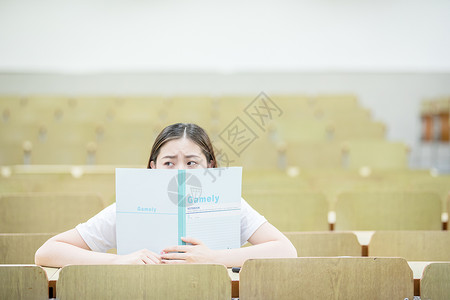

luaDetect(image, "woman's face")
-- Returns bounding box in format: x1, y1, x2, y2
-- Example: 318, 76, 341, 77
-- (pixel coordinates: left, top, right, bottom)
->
150, 138, 212, 169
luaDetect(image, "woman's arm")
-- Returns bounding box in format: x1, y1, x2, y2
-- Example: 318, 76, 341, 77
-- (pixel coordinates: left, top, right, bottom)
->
161, 221, 297, 267
35, 229, 161, 267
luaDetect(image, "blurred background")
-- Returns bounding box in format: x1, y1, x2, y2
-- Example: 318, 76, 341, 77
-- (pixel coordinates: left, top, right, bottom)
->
1, 1, 450, 270
0, 0, 449, 172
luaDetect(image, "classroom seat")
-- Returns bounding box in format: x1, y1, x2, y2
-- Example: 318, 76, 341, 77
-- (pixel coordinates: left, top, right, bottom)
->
0, 265, 49, 299
285, 142, 343, 169
331, 120, 386, 141
272, 118, 332, 143
269, 94, 314, 120
408, 174, 450, 216
284, 232, 362, 257
334, 191, 442, 230
56, 264, 231, 300
0, 166, 118, 204
368, 231, 450, 261
0, 193, 107, 233
343, 140, 409, 170
0, 233, 54, 264
420, 263, 450, 300
313, 94, 359, 109
239, 257, 413, 300
92, 121, 157, 165
243, 191, 329, 231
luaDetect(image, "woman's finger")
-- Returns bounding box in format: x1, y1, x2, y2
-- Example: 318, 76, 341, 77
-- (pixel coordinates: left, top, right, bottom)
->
161, 259, 185, 264
181, 237, 204, 245
161, 252, 188, 260
162, 245, 191, 253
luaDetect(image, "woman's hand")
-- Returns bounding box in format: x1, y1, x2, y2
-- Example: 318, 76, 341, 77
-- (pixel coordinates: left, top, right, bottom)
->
161, 237, 215, 264
113, 249, 161, 265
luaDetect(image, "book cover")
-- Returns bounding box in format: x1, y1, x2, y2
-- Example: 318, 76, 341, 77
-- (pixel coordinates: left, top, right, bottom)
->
116, 167, 242, 255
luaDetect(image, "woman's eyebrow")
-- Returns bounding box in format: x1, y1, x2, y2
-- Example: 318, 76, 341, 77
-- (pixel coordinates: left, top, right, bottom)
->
161, 155, 177, 159
184, 154, 201, 158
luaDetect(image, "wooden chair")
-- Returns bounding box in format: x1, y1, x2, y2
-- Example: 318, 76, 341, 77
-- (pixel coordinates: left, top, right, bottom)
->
273, 119, 331, 143
56, 264, 231, 300
0, 265, 49, 299
331, 121, 386, 141
313, 94, 359, 109
369, 231, 450, 261
285, 141, 343, 169
0, 166, 118, 204
0, 193, 106, 233
421, 263, 450, 300
92, 121, 157, 165
284, 232, 362, 257
343, 140, 409, 170
334, 191, 442, 230
0, 233, 54, 264
239, 257, 413, 300
243, 191, 329, 231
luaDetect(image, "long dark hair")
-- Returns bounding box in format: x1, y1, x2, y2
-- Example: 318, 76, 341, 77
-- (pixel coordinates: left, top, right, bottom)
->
147, 123, 217, 168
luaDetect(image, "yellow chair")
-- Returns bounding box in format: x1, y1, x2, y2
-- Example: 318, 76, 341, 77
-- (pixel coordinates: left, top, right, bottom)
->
0, 193, 107, 233
93, 121, 157, 165
273, 119, 331, 143
0, 265, 49, 300
0, 166, 118, 204
285, 141, 343, 169
0, 233, 54, 264
343, 140, 409, 170
421, 263, 450, 300
56, 264, 231, 300
332, 121, 386, 141
334, 191, 442, 230
243, 191, 329, 231
369, 231, 450, 261
239, 257, 413, 300
284, 232, 361, 257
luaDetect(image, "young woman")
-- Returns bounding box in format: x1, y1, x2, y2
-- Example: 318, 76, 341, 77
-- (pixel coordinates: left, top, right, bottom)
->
35, 123, 297, 267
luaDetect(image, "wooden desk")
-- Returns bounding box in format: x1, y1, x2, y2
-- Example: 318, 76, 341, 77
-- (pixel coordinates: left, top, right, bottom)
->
42, 262, 435, 298
408, 261, 434, 296
44, 266, 238, 299
352, 231, 375, 256
43, 267, 60, 298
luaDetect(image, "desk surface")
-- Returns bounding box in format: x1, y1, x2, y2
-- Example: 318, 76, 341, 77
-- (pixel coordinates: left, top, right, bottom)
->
40, 261, 439, 298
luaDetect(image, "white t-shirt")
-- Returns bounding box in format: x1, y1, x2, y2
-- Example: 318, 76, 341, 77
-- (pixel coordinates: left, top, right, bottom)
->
76, 198, 266, 253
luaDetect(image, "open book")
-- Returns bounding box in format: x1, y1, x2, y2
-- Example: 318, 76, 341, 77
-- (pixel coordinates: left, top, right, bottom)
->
116, 167, 242, 255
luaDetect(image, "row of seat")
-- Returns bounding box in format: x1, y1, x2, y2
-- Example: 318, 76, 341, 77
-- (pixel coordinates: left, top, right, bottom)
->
0, 93, 394, 166
0, 190, 448, 235
2, 231, 450, 265
1, 167, 449, 218
1, 259, 449, 299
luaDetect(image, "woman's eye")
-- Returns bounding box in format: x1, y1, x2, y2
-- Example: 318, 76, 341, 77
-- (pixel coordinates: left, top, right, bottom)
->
164, 162, 174, 166
187, 161, 197, 166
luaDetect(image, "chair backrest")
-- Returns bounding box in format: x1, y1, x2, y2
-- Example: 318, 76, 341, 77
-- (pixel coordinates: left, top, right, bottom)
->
369, 231, 450, 261
0, 193, 106, 233
334, 191, 442, 230
243, 191, 329, 231
56, 264, 231, 300
285, 142, 343, 169
239, 257, 413, 300
0, 233, 54, 264
284, 232, 361, 257
0, 265, 48, 300
344, 140, 409, 170
421, 263, 450, 300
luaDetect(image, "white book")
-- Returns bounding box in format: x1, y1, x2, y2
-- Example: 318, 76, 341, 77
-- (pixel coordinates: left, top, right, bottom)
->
116, 167, 242, 255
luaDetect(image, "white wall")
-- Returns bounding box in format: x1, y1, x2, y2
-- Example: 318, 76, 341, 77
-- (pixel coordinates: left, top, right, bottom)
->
1, 1, 449, 169
0, 0, 449, 72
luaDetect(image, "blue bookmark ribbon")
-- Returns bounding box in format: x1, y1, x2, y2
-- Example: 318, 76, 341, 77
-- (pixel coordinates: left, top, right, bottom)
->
177, 170, 186, 245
